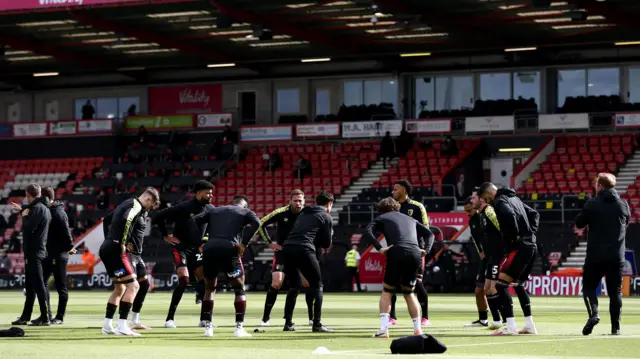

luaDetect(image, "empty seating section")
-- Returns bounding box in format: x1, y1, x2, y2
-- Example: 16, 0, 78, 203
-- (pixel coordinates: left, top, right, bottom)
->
622, 176, 640, 223
215, 142, 379, 217
518, 134, 636, 195
374, 139, 476, 188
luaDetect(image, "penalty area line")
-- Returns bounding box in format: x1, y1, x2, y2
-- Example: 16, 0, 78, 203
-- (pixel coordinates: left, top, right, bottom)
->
326, 334, 640, 355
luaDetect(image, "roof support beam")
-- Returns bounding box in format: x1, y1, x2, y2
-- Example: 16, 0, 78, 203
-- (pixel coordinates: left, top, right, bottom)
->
70, 11, 265, 74
0, 34, 110, 70
209, 0, 366, 53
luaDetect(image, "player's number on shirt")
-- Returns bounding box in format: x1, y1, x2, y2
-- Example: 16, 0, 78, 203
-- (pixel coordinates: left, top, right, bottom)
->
196, 253, 203, 262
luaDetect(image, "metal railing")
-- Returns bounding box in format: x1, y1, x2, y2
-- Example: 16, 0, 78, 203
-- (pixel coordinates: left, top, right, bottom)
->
340, 196, 457, 225
521, 195, 590, 223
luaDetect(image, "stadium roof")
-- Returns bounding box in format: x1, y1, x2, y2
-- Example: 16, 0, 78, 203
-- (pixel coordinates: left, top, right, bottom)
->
1, 0, 640, 90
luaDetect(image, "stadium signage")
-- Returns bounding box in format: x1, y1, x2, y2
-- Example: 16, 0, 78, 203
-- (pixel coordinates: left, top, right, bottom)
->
148, 85, 222, 113
465, 116, 514, 133
538, 113, 589, 130
295, 123, 340, 138
77, 119, 113, 133
12, 122, 47, 137
518, 275, 617, 296
614, 112, 640, 128
405, 119, 452, 134
341, 120, 403, 138
428, 212, 468, 226
0, 0, 139, 12
49, 121, 77, 135
196, 113, 233, 129
240, 125, 293, 142
125, 115, 194, 132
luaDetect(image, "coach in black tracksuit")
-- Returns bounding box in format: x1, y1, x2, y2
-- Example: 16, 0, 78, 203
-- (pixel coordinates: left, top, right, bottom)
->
575, 173, 630, 336
14, 184, 52, 326
282, 190, 334, 333
41, 188, 74, 324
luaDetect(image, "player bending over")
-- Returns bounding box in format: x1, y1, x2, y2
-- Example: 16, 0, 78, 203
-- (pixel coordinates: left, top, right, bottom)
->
258, 190, 316, 326
189, 195, 260, 338
152, 180, 214, 329
99, 188, 159, 337
478, 183, 539, 336
389, 180, 431, 327
362, 197, 434, 338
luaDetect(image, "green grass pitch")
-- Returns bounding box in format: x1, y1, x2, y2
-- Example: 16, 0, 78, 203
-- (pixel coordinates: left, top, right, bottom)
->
0, 291, 639, 358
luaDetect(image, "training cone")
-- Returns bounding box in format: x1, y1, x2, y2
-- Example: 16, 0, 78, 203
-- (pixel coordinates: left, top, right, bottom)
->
312, 347, 331, 355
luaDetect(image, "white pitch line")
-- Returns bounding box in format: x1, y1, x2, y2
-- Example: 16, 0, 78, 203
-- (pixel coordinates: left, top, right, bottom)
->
326, 334, 640, 355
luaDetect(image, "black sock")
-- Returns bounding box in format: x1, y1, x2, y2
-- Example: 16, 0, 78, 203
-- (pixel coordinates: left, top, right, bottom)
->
312, 287, 324, 326
583, 291, 599, 318
166, 277, 188, 321
234, 296, 246, 324
496, 284, 514, 319
305, 291, 314, 321
390, 294, 397, 319
201, 300, 214, 322
119, 301, 132, 320
513, 285, 532, 317
283, 288, 299, 325
262, 286, 279, 322
195, 280, 205, 300
486, 293, 502, 322
609, 292, 621, 326
479, 310, 489, 321
105, 302, 117, 319
415, 281, 429, 319
132, 279, 149, 313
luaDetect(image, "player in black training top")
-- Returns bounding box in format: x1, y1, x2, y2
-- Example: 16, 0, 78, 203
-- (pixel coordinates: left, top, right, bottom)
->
362, 197, 434, 338
463, 196, 490, 328
282, 190, 334, 333
99, 188, 159, 337
189, 195, 260, 338
152, 180, 214, 329
575, 173, 630, 336
478, 183, 540, 336
103, 208, 151, 331
259, 189, 315, 326
390, 180, 430, 326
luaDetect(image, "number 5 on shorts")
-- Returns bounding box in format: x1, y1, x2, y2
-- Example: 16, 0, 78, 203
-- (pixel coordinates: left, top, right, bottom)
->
492, 265, 498, 275
196, 253, 203, 262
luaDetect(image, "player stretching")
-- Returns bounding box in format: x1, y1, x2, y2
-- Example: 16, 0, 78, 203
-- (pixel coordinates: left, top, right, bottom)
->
282, 190, 334, 333
259, 190, 316, 326
390, 180, 430, 326
463, 197, 490, 327
478, 183, 539, 336
152, 180, 214, 328
103, 208, 152, 331
99, 188, 159, 336
190, 195, 260, 338
362, 197, 434, 338
470, 189, 505, 329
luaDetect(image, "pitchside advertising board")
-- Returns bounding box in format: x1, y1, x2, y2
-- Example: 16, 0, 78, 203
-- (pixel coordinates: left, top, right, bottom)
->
295, 123, 341, 138
615, 112, 640, 128
196, 113, 233, 129
342, 120, 403, 138
125, 115, 194, 132
538, 113, 590, 130
240, 125, 293, 142
0, 273, 182, 291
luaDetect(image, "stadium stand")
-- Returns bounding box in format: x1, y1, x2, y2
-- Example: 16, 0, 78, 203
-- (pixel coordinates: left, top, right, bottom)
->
621, 175, 640, 223
340, 139, 476, 224
215, 141, 379, 218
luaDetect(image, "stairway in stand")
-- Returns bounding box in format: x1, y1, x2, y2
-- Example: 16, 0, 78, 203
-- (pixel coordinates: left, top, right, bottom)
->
330, 158, 395, 225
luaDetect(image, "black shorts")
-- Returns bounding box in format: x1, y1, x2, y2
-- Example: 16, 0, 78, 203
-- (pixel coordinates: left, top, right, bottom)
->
129, 254, 148, 279
202, 243, 244, 281
500, 244, 537, 283
272, 250, 284, 272
476, 258, 487, 287
485, 256, 502, 281
172, 248, 202, 273
384, 248, 421, 294
99, 241, 134, 279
